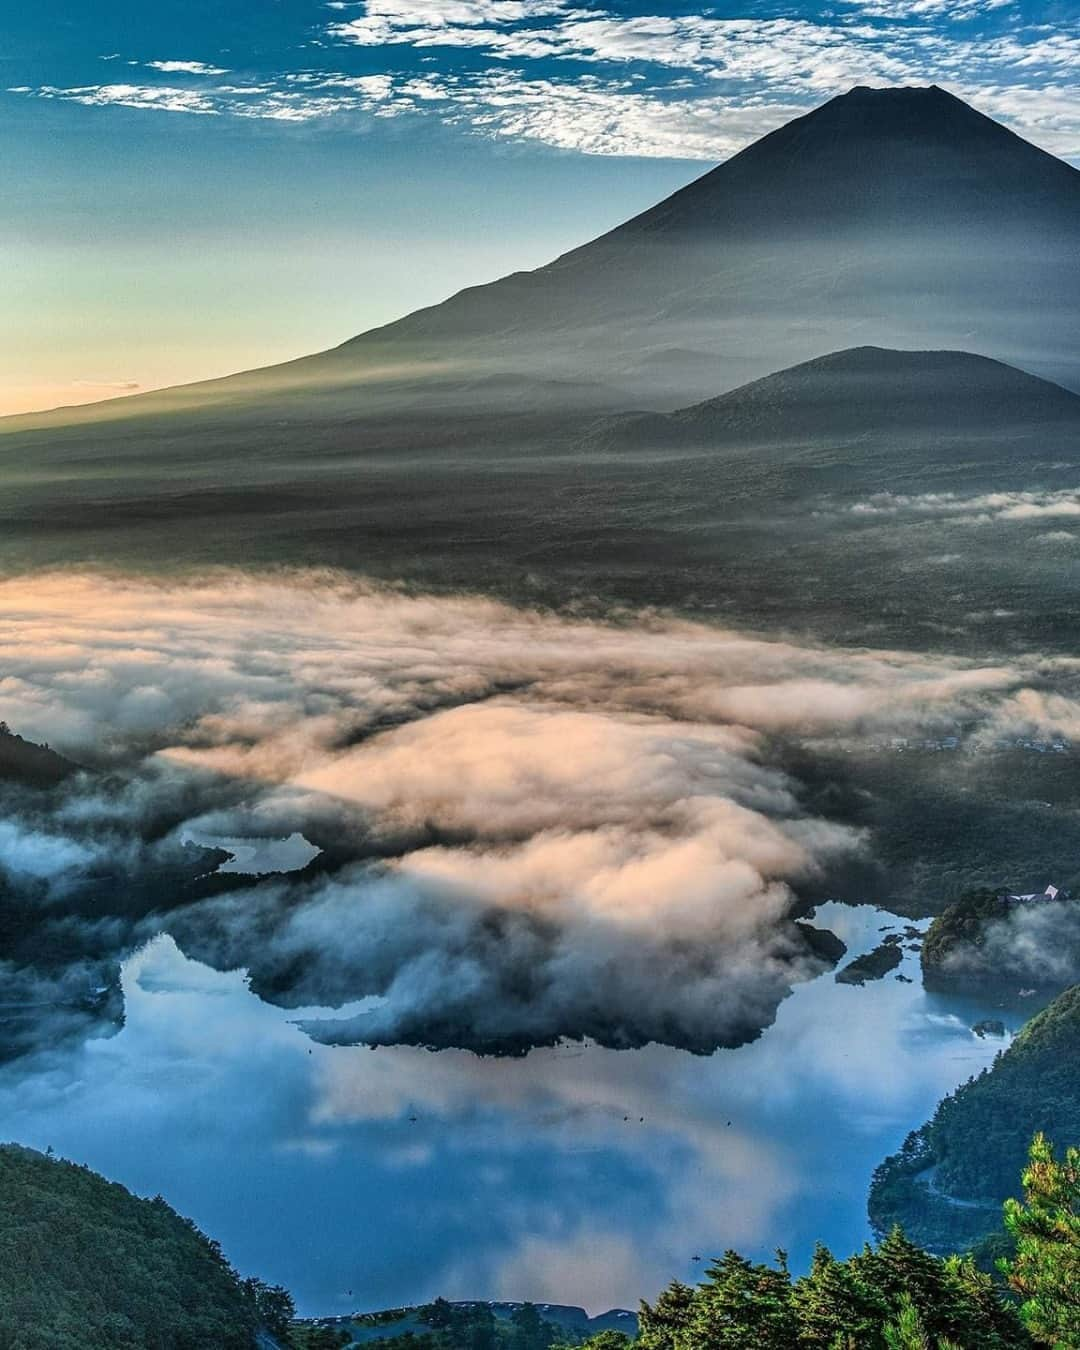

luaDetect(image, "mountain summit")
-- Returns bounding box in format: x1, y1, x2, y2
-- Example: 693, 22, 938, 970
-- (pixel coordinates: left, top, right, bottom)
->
605, 84, 1079, 240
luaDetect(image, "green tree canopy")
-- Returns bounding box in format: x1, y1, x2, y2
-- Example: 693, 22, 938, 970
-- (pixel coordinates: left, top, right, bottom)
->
1004, 1134, 1080, 1347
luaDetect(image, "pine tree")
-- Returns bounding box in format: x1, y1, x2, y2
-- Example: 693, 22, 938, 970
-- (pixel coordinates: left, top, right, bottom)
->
688, 1250, 798, 1349
638, 1279, 696, 1350
793, 1243, 888, 1348
1003, 1133, 1080, 1347
883, 1296, 932, 1350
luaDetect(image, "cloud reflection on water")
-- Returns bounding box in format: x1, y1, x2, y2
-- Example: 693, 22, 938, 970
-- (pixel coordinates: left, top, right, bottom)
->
0, 904, 1014, 1316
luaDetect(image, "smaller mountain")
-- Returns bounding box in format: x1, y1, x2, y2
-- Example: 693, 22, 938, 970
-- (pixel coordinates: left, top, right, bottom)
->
312, 1302, 638, 1348
585, 347, 1080, 452
0, 723, 79, 788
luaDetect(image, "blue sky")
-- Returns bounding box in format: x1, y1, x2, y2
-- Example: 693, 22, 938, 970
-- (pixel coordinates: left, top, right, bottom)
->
2, 0, 1078, 413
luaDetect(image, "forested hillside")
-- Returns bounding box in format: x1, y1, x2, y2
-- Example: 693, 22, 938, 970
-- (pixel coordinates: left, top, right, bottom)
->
0, 1144, 291, 1349
869, 986, 1080, 1253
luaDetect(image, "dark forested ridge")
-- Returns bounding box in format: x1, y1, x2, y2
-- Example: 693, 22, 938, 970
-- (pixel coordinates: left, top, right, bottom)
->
869, 985, 1080, 1255
0, 724, 77, 789
0, 1144, 292, 1349
294, 1300, 636, 1350
585, 347, 1080, 452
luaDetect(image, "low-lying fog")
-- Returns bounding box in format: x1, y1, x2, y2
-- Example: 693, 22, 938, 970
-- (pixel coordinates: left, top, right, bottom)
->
2, 567, 1076, 1055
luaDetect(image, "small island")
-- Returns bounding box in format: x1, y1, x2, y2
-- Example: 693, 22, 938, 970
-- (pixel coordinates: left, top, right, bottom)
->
835, 934, 904, 985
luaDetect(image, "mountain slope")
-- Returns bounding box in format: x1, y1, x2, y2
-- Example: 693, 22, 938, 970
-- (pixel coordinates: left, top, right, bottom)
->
5, 82, 1079, 442
0, 1145, 272, 1348
350, 85, 1080, 357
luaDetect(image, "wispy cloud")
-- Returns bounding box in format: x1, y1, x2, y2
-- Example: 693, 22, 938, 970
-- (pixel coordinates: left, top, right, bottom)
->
71, 378, 141, 391
838, 0, 1014, 20
145, 59, 231, 76
328, 9, 922, 90
8, 2, 1080, 161
31, 84, 221, 115
845, 486, 1080, 523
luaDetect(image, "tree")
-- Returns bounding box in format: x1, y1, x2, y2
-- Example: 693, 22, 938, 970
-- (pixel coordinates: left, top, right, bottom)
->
883, 1296, 933, 1350
881, 1295, 967, 1350
793, 1244, 886, 1347
509, 1303, 548, 1350
1003, 1134, 1080, 1347
638, 1278, 696, 1350
688, 1251, 798, 1349
575, 1333, 633, 1350
244, 1278, 296, 1340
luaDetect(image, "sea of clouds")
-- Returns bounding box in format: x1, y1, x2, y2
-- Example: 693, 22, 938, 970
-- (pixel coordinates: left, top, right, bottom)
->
1, 568, 1077, 1056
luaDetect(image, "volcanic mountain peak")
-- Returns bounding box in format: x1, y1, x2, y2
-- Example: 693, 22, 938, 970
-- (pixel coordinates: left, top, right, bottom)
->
606, 83, 1080, 247
5, 85, 1079, 438
780, 82, 1003, 140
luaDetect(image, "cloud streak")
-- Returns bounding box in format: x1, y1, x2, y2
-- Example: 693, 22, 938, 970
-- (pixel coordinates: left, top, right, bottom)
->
145, 60, 231, 76
844, 486, 1080, 523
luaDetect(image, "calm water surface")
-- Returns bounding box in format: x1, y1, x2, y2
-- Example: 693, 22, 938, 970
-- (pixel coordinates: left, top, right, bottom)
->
0, 903, 1022, 1316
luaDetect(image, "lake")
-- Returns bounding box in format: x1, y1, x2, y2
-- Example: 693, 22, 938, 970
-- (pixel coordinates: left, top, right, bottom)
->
0, 902, 1022, 1317
180, 828, 322, 875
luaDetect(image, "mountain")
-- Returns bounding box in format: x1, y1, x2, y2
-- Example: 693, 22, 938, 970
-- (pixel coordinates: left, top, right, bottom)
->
303, 1303, 639, 1348
585, 346, 1080, 451
339, 85, 1080, 392
5, 82, 1079, 444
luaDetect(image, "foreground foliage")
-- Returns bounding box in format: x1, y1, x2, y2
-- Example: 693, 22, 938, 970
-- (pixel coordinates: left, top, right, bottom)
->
1004, 1135, 1080, 1348
632, 1230, 1030, 1350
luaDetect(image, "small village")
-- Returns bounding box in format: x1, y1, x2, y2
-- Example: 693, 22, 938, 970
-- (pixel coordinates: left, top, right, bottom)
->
883, 734, 1071, 755
1005, 882, 1071, 905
